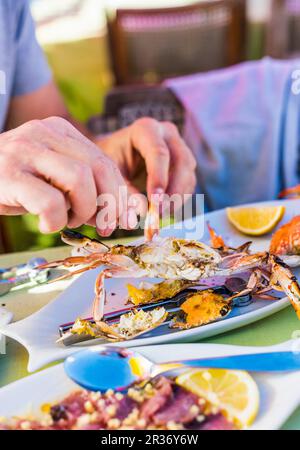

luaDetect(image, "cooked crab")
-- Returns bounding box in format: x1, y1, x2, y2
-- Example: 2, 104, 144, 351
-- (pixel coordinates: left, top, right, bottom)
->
279, 185, 300, 200
41, 203, 300, 347
127, 279, 198, 306
170, 290, 232, 329
42, 229, 226, 323
62, 307, 168, 342
270, 215, 300, 266
125, 224, 252, 307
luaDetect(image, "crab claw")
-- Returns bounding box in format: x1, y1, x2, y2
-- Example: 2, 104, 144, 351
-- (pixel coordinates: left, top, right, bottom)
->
269, 255, 300, 319
61, 229, 110, 254
278, 185, 300, 199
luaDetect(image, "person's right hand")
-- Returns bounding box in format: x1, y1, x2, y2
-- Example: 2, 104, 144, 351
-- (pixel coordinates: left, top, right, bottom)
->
0, 117, 137, 236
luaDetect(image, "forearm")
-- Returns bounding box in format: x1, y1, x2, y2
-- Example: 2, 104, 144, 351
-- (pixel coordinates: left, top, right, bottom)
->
4, 79, 94, 137
5, 84, 104, 150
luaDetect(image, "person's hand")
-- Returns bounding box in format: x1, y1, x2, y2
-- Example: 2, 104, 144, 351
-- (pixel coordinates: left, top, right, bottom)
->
0, 117, 137, 236
97, 118, 197, 204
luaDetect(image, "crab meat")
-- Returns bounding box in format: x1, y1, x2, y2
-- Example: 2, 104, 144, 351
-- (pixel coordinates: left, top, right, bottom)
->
127, 279, 198, 306
64, 307, 168, 343
170, 290, 231, 329
96, 307, 168, 341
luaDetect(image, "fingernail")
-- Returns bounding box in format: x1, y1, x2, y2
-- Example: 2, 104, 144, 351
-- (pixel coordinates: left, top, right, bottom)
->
151, 188, 165, 204
98, 227, 114, 237
107, 220, 116, 229
97, 220, 116, 237
130, 197, 138, 208
127, 208, 138, 229
153, 188, 164, 195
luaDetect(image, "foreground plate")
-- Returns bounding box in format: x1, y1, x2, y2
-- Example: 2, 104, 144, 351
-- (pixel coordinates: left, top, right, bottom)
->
0, 341, 300, 430
0, 307, 13, 353
1, 199, 299, 372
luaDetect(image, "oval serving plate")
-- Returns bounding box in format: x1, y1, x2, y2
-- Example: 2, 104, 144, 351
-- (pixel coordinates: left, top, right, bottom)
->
0, 199, 299, 372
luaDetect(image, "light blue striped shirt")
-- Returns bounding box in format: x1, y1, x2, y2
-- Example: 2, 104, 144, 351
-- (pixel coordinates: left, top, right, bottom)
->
0, 0, 51, 131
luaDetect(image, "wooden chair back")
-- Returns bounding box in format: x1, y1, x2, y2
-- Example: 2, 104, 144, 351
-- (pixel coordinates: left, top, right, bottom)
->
106, 0, 247, 85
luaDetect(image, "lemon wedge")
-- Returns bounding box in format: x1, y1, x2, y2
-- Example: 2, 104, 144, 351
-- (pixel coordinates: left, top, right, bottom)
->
226, 205, 285, 236
176, 368, 259, 428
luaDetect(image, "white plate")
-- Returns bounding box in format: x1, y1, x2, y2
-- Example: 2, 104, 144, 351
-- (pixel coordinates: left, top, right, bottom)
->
1, 341, 300, 430
1, 199, 299, 373
0, 307, 13, 354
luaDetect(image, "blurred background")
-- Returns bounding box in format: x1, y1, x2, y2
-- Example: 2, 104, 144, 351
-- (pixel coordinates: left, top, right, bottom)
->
2, 0, 300, 253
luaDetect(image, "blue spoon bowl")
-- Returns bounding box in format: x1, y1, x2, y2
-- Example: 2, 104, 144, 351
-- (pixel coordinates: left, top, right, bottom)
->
65, 346, 153, 392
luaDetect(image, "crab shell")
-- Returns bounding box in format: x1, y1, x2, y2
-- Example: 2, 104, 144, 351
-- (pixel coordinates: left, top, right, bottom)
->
270, 216, 300, 266
122, 238, 222, 280
96, 307, 169, 341
67, 308, 169, 343
170, 290, 231, 329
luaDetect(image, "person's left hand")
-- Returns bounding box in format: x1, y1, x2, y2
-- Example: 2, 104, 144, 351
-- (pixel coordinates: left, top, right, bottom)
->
97, 118, 197, 206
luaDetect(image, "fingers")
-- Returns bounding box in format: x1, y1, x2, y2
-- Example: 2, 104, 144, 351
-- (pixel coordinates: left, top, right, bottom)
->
0, 118, 138, 235
91, 156, 129, 235
1, 116, 197, 236
0, 205, 27, 215
86, 180, 146, 230
123, 179, 148, 218
12, 173, 68, 233
130, 118, 171, 197
162, 121, 197, 196
32, 148, 97, 228
41, 117, 138, 234
129, 118, 196, 200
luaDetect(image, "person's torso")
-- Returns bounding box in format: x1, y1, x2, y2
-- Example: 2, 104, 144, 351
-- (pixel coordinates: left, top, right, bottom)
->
166, 58, 300, 209
0, 1, 17, 132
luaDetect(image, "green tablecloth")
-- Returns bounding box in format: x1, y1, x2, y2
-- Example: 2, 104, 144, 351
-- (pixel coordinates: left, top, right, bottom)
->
0, 242, 299, 429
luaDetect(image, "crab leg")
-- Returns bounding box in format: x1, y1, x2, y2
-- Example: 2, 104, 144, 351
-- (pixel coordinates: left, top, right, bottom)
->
39, 254, 106, 283
207, 222, 227, 250
92, 267, 147, 322
278, 184, 300, 199
225, 269, 269, 302
269, 255, 300, 318
220, 251, 269, 273
207, 223, 252, 256
253, 288, 278, 301
40, 254, 104, 269
225, 271, 259, 302
49, 262, 105, 283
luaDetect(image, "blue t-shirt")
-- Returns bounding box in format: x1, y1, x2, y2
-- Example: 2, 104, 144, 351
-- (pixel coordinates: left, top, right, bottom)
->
0, 0, 51, 131
166, 58, 300, 209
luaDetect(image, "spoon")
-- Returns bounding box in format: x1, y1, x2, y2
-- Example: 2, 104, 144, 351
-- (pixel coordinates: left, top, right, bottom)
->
64, 346, 300, 392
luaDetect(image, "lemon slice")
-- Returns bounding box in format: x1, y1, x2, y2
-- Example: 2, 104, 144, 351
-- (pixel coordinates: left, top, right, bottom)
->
176, 368, 259, 428
226, 205, 285, 236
